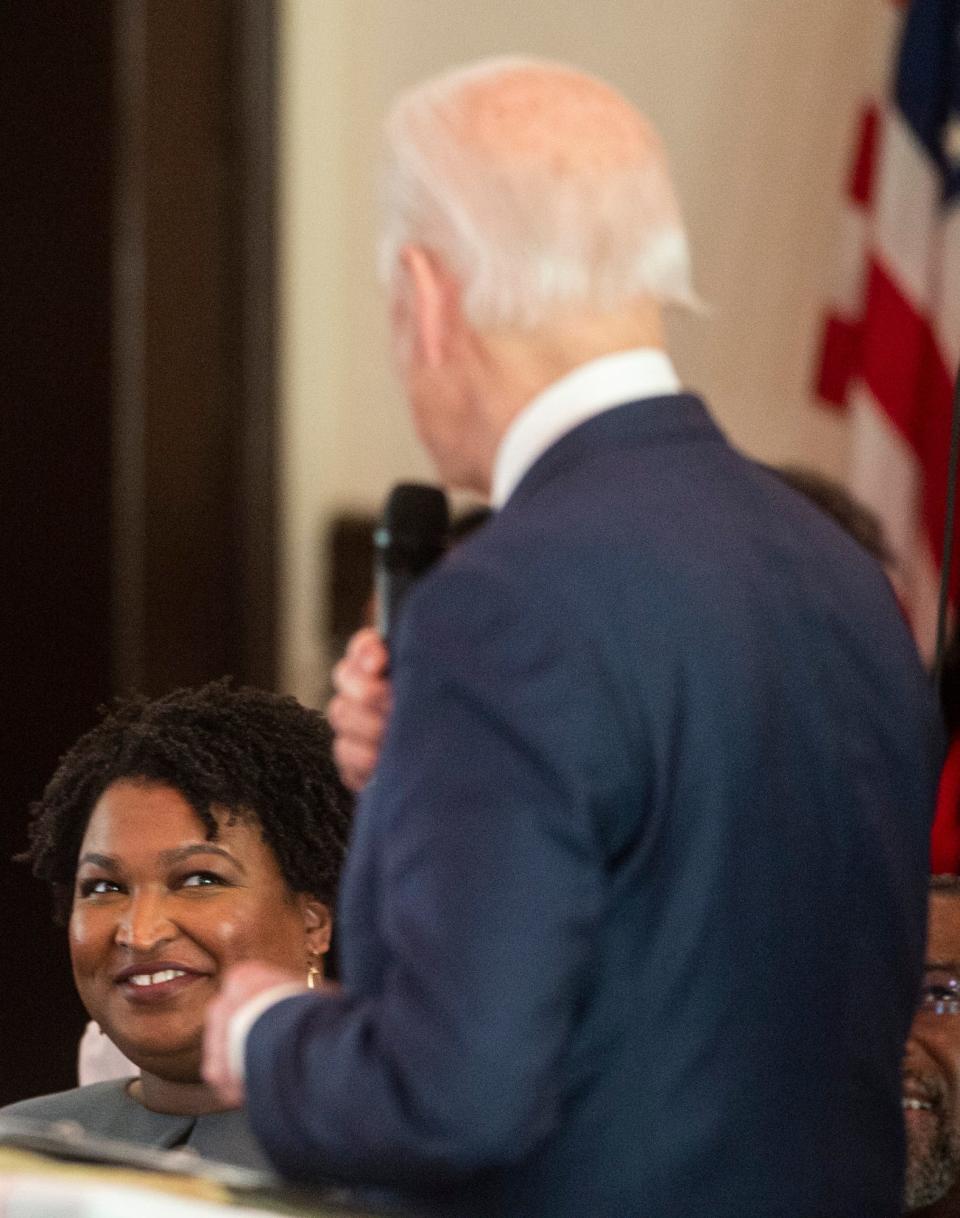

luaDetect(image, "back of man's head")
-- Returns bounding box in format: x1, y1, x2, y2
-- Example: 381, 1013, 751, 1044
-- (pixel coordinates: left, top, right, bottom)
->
380, 57, 696, 332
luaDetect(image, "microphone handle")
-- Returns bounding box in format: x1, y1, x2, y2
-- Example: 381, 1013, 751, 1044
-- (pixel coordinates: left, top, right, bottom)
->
375, 561, 420, 643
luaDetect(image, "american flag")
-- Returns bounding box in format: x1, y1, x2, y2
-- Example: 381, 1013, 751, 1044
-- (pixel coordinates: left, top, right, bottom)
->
816, 0, 960, 660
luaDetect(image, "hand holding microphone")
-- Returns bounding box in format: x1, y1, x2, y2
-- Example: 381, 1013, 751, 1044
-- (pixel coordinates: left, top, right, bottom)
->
328, 628, 392, 792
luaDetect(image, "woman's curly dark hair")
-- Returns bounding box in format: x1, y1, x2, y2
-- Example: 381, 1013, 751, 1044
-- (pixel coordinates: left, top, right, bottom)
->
23, 679, 354, 925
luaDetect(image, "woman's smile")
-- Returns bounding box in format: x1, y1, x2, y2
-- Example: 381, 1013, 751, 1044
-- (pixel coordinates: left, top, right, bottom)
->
113, 961, 212, 1002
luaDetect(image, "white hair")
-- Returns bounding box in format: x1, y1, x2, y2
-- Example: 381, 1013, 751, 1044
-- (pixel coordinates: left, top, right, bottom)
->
379, 56, 698, 331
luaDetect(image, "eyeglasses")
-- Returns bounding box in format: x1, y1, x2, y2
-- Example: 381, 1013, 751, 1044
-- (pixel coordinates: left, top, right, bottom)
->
918, 968, 960, 1015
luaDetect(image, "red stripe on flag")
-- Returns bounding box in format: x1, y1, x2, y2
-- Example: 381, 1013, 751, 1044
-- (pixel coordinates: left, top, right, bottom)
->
850, 106, 879, 207
815, 314, 860, 407
860, 258, 928, 440
857, 256, 960, 605
931, 738, 960, 874
914, 332, 960, 604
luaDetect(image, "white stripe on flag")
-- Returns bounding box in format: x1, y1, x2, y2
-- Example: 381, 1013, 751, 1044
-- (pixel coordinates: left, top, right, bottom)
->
831, 204, 870, 320
848, 383, 920, 566
934, 206, 960, 374
847, 383, 942, 659
873, 109, 940, 313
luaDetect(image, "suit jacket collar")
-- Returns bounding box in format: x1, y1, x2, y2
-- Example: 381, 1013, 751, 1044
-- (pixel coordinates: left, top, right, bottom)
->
491, 348, 681, 507
503, 392, 724, 511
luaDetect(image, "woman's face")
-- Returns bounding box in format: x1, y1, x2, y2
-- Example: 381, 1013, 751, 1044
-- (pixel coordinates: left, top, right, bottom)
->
70, 779, 330, 1083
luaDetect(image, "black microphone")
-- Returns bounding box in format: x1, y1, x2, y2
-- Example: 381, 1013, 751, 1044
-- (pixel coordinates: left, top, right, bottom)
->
374, 483, 450, 644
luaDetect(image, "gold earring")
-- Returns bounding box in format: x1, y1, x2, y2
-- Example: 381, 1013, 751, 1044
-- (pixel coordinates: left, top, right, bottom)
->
307, 959, 321, 989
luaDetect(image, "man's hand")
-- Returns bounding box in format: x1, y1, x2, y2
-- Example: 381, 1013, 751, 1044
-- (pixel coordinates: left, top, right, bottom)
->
327, 627, 393, 792
203, 961, 306, 1108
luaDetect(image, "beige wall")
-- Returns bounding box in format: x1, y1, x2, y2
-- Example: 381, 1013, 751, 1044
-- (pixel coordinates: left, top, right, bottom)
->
278, 0, 892, 702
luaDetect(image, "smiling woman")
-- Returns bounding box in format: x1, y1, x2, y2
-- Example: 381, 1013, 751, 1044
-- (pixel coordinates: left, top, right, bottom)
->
1, 681, 352, 1169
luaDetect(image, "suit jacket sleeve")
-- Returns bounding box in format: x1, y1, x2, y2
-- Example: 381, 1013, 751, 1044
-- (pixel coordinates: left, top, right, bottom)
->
245, 560, 632, 1186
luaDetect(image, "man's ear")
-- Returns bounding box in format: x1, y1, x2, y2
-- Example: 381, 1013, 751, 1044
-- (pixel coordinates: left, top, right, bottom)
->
299, 898, 333, 959
398, 244, 460, 368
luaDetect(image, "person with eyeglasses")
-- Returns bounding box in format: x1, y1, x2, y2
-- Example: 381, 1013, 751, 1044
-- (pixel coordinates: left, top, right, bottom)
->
904, 876, 960, 1215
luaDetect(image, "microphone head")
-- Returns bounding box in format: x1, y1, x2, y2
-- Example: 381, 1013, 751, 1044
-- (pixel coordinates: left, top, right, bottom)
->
374, 483, 450, 640
375, 483, 450, 572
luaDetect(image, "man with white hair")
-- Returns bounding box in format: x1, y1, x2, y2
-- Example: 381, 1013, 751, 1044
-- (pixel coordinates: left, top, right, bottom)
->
204, 58, 942, 1216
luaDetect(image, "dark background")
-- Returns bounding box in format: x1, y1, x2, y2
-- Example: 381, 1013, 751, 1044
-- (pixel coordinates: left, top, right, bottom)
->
0, 0, 278, 1105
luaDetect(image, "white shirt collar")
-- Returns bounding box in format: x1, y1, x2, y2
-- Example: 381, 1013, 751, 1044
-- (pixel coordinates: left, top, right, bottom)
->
490, 348, 681, 508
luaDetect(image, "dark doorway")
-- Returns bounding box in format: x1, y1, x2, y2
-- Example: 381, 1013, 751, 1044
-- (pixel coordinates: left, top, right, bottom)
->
0, 0, 278, 1106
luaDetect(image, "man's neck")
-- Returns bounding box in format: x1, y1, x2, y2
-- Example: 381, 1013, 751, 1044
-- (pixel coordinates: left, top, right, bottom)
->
471, 298, 667, 481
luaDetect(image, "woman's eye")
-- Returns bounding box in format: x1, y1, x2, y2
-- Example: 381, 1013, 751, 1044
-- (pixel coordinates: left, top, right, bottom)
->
918, 970, 960, 1012
78, 878, 120, 897
181, 870, 227, 889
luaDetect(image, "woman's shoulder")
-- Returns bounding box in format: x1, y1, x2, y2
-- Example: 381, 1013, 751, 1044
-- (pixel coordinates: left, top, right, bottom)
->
2, 1079, 137, 1125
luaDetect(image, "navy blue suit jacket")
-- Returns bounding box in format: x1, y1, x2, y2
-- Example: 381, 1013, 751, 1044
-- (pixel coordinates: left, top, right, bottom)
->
247, 395, 943, 1216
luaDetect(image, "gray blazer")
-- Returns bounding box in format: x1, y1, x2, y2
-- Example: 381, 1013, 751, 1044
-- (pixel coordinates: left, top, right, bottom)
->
3, 1079, 270, 1170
